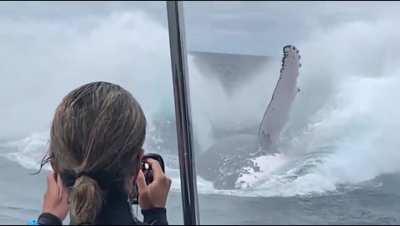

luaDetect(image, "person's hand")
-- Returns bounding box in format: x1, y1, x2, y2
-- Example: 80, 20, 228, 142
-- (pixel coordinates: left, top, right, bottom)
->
136, 159, 171, 210
42, 172, 69, 220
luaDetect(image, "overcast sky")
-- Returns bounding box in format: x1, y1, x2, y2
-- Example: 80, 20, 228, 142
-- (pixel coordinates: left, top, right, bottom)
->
2, 1, 400, 55
183, 1, 400, 55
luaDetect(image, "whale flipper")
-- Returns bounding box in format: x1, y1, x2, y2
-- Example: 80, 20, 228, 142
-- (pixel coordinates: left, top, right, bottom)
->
258, 45, 301, 151
197, 46, 302, 189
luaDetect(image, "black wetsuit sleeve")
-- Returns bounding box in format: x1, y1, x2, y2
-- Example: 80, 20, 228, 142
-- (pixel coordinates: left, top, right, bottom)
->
141, 208, 168, 225
37, 212, 63, 225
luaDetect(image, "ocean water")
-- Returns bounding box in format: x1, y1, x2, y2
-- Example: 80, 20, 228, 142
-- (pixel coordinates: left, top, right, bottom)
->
0, 138, 400, 225
1, 2, 400, 225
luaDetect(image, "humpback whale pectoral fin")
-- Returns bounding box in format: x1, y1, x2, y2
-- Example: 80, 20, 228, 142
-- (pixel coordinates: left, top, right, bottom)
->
258, 45, 301, 153
282, 45, 301, 70
259, 131, 272, 150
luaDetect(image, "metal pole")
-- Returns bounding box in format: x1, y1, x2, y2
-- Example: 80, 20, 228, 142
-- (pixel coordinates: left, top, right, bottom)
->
166, 1, 200, 225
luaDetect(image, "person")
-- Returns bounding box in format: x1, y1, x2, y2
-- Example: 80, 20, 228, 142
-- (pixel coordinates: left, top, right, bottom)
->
35, 81, 171, 225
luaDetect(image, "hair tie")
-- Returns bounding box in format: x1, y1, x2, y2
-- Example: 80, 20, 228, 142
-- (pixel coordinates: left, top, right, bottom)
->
60, 170, 115, 190
76, 172, 91, 179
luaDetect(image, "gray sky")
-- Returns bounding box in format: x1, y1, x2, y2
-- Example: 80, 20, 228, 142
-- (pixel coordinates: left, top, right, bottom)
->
2, 1, 400, 55
183, 1, 400, 55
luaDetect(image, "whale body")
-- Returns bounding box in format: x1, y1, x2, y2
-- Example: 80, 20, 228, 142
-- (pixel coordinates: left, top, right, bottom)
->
197, 45, 302, 189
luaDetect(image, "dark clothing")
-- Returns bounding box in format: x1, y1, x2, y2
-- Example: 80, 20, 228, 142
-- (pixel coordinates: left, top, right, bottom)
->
37, 213, 63, 225
37, 192, 168, 225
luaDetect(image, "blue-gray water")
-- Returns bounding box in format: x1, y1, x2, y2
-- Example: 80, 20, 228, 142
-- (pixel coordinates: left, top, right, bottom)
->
1, 154, 399, 225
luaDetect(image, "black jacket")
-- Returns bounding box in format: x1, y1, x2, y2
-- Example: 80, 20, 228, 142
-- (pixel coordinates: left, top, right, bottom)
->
37, 192, 168, 225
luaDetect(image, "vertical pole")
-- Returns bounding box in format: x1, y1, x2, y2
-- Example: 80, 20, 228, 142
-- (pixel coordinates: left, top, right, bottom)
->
166, 1, 200, 225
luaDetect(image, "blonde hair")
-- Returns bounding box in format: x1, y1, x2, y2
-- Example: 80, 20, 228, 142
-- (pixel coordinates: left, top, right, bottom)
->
49, 82, 146, 224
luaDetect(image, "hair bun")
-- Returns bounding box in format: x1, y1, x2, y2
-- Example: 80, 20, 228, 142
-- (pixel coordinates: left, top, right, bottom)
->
70, 175, 103, 224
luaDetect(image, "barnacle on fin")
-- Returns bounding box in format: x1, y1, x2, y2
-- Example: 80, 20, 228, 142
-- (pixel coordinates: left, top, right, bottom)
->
283, 45, 292, 53
281, 44, 301, 69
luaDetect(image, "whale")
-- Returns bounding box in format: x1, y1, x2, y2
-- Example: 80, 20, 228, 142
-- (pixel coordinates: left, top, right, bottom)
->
197, 45, 302, 189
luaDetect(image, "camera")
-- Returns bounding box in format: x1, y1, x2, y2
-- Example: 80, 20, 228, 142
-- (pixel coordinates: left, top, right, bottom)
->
130, 153, 165, 205
141, 153, 166, 184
